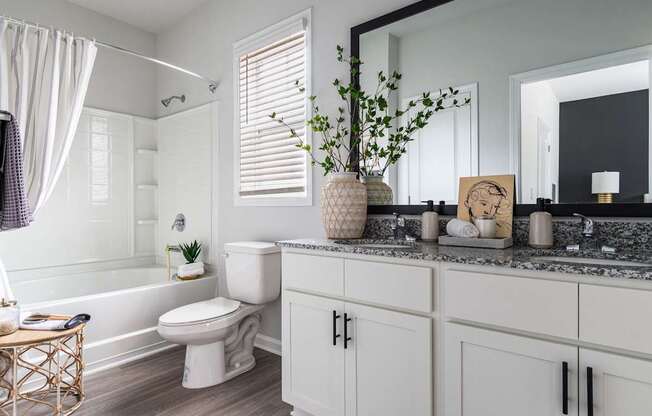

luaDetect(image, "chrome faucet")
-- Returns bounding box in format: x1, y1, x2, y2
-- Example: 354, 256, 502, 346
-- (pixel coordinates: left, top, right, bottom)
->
573, 213, 594, 237
390, 213, 417, 241
569, 213, 616, 253
391, 213, 406, 240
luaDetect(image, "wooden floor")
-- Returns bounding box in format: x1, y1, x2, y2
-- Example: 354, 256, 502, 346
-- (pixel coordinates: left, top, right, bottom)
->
73, 347, 291, 416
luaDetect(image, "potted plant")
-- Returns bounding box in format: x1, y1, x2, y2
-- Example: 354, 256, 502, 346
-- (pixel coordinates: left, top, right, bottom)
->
177, 240, 204, 280
270, 46, 469, 235
355, 74, 470, 205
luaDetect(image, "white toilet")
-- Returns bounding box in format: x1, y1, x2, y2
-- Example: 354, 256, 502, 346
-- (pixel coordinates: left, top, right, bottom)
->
157, 242, 281, 389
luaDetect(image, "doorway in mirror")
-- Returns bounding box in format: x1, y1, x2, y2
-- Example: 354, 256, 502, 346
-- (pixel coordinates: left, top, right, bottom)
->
392, 83, 478, 205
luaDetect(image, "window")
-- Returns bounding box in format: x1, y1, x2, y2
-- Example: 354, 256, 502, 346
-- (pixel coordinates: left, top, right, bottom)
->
234, 10, 311, 206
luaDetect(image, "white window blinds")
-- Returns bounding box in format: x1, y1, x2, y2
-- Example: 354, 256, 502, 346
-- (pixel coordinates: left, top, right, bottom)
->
238, 30, 308, 198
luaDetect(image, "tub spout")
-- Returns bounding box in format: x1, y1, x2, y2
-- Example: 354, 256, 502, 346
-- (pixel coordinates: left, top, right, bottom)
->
166, 245, 181, 281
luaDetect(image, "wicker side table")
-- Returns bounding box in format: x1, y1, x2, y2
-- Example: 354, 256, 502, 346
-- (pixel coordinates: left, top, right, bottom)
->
0, 325, 85, 416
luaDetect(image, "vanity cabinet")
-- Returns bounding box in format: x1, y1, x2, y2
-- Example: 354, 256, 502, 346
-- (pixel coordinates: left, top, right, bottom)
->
345, 302, 431, 416
443, 265, 652, 416
282, 252, 433, 416
579, 349, 652, 416
281, 249, 652, 416
445, 323, 578, 416
282, 291, 345, 416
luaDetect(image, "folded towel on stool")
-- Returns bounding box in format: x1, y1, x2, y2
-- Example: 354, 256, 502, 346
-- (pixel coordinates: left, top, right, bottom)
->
20, 313, 90, 331
446, 219, 480, 238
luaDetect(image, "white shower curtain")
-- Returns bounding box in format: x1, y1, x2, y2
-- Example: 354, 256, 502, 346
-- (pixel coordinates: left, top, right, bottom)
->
0, 18, 97, 216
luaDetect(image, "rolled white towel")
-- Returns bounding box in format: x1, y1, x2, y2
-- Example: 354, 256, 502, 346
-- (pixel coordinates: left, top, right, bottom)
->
446, 219, 480, 238
178, 262, 205, 278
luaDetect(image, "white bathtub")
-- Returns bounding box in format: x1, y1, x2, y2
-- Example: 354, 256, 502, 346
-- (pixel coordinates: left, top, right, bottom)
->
11, 266, 218, 372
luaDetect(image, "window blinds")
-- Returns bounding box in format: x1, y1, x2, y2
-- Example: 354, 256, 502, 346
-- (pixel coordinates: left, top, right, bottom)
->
238, 31, 307, 197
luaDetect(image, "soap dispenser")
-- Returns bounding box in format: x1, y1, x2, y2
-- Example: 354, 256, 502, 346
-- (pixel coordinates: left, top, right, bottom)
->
421, 200, 439, 241
528, 198, 553, 248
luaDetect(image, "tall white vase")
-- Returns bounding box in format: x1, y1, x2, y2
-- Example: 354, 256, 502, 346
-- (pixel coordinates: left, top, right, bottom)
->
320, 173, 367, 239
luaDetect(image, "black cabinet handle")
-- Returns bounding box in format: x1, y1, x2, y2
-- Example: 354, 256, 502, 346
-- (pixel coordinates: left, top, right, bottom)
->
562, 361, 568, 414
344, 313, 352, 349
587, 366, 594, 416
332, 311, 341, 346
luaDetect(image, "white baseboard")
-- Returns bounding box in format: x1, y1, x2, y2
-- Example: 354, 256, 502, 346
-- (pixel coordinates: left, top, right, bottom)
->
255, 333, 282, 356
85, 341, 179, 376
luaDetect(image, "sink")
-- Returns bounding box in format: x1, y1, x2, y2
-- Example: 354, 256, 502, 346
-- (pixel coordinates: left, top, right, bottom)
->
334, 240, 418, 250
531, 256, 651, 268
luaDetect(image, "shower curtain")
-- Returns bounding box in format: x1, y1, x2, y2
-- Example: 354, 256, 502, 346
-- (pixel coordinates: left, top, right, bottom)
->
0, 18, 97, 216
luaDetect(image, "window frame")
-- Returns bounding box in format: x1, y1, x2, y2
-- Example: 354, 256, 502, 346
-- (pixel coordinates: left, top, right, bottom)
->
233, 9, 313, 207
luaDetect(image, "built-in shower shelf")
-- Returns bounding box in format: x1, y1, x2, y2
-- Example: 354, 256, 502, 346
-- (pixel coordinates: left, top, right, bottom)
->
136, 219, 158, 225
136, 184, 158, 190
136, 148, 158, 155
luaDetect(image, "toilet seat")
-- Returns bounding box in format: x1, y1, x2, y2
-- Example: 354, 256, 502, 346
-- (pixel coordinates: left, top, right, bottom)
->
159, 297, 241, 327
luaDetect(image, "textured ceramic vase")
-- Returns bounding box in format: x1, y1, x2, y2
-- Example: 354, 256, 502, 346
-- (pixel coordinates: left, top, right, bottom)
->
361, 174, 393, 205
320, 172, 367, 239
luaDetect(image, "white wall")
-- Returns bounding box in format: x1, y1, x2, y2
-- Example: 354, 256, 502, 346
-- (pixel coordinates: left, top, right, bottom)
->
155, 0, 418, 340
397, 0, 652, 175
0, 0, 158, 118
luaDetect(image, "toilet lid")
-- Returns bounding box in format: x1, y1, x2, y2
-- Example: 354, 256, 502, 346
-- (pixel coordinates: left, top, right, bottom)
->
159, 297, 241, 326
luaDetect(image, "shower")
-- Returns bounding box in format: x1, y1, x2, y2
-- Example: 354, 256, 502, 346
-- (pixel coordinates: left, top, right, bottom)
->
161, 94, 186, 107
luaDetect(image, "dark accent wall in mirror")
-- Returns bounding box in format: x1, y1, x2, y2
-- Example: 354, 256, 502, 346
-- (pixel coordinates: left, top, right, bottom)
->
350, 0, 652, 217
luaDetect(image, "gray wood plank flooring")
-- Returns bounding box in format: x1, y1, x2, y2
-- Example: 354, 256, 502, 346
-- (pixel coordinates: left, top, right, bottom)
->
73, 347, 291, 416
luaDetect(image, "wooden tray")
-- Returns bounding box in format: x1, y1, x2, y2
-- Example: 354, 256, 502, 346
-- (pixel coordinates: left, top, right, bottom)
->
438, 235, 513, 249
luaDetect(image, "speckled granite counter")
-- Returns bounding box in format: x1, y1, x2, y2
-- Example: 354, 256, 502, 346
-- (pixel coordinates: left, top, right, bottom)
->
276, 239, 652, 281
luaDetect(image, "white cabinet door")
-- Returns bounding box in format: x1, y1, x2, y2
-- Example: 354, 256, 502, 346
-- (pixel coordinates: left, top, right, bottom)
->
580, 349, 652, 416
344, 302, 432, 416
282, 291, 345, 416
445, 323, 578, 416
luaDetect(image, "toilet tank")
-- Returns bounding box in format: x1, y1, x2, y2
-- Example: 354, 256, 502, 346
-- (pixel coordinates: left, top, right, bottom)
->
224, 242, 281, 305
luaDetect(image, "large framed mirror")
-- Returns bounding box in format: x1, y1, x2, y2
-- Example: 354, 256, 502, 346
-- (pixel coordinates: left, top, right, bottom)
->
351, 0, 652, 216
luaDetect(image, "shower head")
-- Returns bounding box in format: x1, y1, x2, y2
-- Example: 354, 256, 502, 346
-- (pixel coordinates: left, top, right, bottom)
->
161, 94, 186, 108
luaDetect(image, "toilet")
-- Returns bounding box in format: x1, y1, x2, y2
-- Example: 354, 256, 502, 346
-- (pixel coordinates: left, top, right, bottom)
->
157, 242, 281, 389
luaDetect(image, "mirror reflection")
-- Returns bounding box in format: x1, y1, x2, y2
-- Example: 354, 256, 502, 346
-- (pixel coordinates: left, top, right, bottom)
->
520, 60, 649, 204
358, 0, 652, 205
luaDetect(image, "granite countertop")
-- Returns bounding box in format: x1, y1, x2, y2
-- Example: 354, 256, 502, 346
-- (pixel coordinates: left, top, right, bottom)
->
276, 238, 652, 281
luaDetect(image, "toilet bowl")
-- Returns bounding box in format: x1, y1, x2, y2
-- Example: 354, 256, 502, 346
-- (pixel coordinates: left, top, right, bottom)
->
157, 242, 281, 389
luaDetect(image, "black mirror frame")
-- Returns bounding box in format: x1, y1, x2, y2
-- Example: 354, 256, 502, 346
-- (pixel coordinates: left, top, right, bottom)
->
349, 0, 651, 217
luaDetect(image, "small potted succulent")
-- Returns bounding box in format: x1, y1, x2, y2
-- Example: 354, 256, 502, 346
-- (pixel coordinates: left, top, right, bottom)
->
177, 240, 204, 280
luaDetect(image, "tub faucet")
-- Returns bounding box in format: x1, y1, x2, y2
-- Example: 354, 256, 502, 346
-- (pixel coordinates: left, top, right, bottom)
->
165, 245, 181, 280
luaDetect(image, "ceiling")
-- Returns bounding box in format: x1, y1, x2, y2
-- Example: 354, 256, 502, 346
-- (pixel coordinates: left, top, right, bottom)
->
542, 61, 650, 103
67, 0, 209, 34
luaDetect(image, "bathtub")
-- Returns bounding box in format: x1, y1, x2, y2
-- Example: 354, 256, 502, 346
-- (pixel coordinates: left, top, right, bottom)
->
11, 265, 218, 373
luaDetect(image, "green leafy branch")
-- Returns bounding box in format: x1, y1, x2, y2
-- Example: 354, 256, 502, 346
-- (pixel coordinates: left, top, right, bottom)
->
269, 45, 470, 176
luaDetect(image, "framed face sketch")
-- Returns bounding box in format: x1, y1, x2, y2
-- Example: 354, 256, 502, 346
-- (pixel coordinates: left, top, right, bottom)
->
457, 175, 515, 238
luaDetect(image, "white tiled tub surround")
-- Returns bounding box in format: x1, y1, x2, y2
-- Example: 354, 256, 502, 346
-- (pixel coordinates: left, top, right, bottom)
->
0, 104, 220, 374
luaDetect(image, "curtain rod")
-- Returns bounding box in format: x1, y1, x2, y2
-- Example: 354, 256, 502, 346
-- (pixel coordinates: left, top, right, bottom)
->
1, 15, 218, 93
